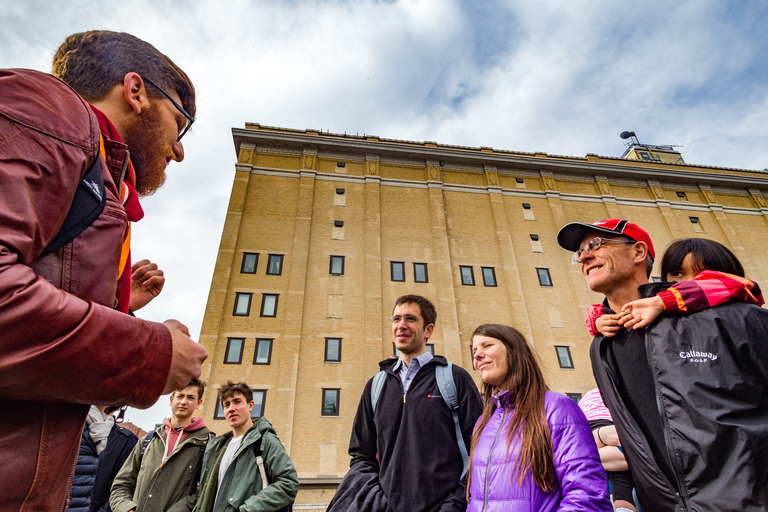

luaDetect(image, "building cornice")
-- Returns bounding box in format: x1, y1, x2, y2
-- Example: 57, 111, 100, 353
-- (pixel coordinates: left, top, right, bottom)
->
232, 125, 768, 189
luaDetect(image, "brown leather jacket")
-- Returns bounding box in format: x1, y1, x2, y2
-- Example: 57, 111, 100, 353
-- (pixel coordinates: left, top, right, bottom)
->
0, 69, 173, 512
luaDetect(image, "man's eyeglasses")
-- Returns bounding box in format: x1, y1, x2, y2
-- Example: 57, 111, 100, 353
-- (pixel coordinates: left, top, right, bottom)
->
571, 237, 636, 264
143, 78, 194, 141
390, 314, 421, 324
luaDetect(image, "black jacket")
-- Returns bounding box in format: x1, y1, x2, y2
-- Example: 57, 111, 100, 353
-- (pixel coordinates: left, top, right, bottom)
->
332, 356, 482, 512
591, 283, 768, 512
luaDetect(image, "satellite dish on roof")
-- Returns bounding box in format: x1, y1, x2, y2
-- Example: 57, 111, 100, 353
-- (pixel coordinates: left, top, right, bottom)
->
620, 131, 636, 140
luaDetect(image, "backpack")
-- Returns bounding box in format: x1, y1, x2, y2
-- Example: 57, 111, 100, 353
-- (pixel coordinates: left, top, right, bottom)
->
252, 436, 294, 512
370, 361, 470, 477
41, 149, 106, 257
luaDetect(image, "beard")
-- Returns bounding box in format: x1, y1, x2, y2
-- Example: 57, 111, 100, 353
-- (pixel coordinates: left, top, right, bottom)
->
121, 102, 168, 197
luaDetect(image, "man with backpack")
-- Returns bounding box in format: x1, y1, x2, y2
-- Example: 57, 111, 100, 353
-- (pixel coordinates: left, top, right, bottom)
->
195, 381, 298, 512
328, 295, 483, 512
0, 31, 207, 511
110, 379, 214, 512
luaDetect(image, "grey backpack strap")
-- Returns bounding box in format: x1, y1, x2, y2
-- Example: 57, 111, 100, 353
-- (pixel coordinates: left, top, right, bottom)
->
435, 362, 469, 478
370, 371, 387, 416
370, 371, 387, 453
252, 436, 270, 488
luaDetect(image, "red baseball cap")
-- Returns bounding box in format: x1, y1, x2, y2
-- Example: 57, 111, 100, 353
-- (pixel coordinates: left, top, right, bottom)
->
557, 219, 655, 261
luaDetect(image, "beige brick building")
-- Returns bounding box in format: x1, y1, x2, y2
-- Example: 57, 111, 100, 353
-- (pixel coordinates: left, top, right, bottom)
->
198, 124, 768, 508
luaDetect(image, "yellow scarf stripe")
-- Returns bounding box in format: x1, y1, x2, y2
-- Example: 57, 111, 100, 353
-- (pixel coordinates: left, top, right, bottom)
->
670, 287, 687, 312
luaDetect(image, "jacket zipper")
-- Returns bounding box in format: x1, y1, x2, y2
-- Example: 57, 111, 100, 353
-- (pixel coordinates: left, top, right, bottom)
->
117, 149, 129, 189
60, 451, 79, 512
644, 330, 690, 510
598, 336, 683, 510
482, 407, 509, 512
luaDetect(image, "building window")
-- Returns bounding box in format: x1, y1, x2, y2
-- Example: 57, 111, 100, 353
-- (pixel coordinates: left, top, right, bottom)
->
391, 261, 405, 282
334, 188, 347, 206
224, 338, 244, 364
677, 191, 686, 199
322, 389, 340, 416
690, 217, 704, 232
214, 389, 266, 419
413, 263, 428, 283
233, 293, 252, 316
566, 393, 582, 402
254, 338, 273, 365
325, 338, 342, 362
214, 399, 225, 419
555, 346, 574, 369
329, 255, 345, 276
536, 268, 553, 287
251, 390, 266, 418
481, 267, 497, 287
426, 343, 435, 356
651, 276, 662, 283
460, 266, 475, 285
530, 235, 544, 253
260, 294, 279, 317
241, 253, 258, 274
522, 203, 535, 220
266, 254, 284, 275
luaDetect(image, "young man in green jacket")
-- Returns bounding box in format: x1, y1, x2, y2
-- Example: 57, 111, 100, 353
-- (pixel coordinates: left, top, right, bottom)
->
195, 381, 298, 512
110, 379, 214, 512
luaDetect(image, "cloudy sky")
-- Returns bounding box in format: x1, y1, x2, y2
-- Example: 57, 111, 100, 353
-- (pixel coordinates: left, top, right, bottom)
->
3, 0, 767, 429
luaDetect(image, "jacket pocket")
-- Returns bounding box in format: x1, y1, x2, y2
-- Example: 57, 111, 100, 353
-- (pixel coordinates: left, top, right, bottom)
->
59, 197, 126, 304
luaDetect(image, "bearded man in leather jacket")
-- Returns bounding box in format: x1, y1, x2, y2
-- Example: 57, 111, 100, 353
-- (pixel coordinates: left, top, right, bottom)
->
557, 219, 768, 512
0, 31, 207, 511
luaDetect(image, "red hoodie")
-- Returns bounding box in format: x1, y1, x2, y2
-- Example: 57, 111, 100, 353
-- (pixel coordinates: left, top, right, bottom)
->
164, 416, 208, 459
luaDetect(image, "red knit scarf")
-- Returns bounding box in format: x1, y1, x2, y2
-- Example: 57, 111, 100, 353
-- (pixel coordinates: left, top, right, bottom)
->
89, 105, 144, 314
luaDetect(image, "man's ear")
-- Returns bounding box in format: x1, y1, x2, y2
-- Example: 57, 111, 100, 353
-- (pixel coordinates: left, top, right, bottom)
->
197, 399, 203, 410
122, 72, 150, 115
633, 242, 649, 263
424, 323, 435, 340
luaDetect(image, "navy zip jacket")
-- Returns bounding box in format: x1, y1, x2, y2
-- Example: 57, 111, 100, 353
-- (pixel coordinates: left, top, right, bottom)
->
333, 356, 482, 512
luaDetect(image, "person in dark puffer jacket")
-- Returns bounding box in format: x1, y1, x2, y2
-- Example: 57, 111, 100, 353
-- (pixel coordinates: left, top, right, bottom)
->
69, 406, 138, 512
69, 423, 100, 512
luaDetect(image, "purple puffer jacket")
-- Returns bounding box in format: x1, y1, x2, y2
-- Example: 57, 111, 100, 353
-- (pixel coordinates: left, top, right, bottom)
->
468, 390, 612, 512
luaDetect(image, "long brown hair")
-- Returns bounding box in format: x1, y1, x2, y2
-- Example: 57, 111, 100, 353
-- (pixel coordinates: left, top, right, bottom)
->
466, 324, 555, 500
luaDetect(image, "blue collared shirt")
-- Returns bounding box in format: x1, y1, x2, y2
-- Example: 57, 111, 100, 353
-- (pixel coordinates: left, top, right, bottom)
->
393, 352, 433, 393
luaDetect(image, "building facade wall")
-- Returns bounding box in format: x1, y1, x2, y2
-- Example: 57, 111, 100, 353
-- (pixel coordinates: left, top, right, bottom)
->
198, 127, 768, 507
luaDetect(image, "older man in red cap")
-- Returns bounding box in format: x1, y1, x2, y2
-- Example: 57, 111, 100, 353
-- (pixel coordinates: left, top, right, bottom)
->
558, 219, 768, 512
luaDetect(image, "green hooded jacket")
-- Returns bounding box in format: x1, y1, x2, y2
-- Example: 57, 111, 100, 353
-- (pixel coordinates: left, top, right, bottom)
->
110, 419, 214, 512
195, 417, 298, 512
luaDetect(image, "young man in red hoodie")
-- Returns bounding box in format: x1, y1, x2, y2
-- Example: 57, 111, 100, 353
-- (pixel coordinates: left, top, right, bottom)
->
110, 379, 214, 512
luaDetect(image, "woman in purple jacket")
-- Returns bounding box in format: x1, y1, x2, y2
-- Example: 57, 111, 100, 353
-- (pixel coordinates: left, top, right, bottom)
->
467, 324, 612, 512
